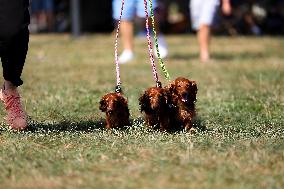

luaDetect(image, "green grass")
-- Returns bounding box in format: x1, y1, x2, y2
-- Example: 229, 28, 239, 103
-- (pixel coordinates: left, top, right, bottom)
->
0, 34, 283, 189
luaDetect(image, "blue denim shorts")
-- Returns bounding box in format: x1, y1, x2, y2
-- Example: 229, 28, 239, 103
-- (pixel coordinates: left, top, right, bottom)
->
31, 0, 54, 12
113, 0, 157, 20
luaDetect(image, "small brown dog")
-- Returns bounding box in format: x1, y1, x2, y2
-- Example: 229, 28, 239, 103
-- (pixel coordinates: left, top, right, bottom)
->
99, 92, 130, 129
165, 77, 198, 131
139, 87, 170, 131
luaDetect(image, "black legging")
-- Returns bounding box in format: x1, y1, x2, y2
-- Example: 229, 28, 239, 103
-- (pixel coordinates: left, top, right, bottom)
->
0, 0, 30, 87
0, 27, 29, 87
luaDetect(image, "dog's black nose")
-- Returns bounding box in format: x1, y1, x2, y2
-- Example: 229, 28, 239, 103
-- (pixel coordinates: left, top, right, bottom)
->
182, 92, 189, 102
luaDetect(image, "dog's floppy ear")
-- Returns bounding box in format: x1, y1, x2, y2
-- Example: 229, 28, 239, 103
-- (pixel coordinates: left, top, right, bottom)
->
99, 97, 107, 112
191, 81, 198, 102
191, 81, 198, 94
139, 93, 146, 112
139, 93, 149, 112
165, 80, 176, 94
122, 96, 128, 105
117, 95, 128, 108
162, 89, 169, 104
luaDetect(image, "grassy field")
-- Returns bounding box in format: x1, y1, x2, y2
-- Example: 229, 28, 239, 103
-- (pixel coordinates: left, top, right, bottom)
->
0, 34, 283, 189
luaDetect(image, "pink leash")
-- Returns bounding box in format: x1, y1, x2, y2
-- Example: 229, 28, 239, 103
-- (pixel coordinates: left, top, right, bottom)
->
115, 0, 161, 89
143, 0, 162, 88
114, 0, 125, 93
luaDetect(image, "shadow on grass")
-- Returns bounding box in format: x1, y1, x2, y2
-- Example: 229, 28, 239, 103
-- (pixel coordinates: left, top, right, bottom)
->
213, 52, 265, 60
25, 118, 145, 133
169, 52, 265, 61
169, 53, 198, 61
140, 116, 208, 134
192, 116, 208, 132
26, 119, 106, 133
0, 117, 208, 134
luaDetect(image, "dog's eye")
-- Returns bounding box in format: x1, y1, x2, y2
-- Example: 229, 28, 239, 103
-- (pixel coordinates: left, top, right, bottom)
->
107, 110, 113, 114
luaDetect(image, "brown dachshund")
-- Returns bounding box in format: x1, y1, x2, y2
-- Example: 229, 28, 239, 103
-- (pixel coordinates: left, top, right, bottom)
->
99, 92, 130, 129
165, 77, 198, 131
139, 87, 170, 131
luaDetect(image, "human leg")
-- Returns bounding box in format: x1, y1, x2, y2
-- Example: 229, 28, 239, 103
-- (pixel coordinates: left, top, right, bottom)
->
152, 9, 168, 59
1, 28, 29, 87
119, 21, 135, 63
34, 0, 48, 32
137, 0, 168, 59
43, 0, 55, 31
112, 0, 136, 63
120, 21, 134, 52
0, 27, 29, 130
197, 24, 210, 62
191, 0, 219, 62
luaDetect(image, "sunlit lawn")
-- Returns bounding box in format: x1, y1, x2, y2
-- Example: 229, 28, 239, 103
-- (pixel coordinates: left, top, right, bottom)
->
0, 34, 283, 189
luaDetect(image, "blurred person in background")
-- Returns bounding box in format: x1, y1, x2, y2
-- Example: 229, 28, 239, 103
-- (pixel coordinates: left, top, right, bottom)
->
231, 0, 262, 35
54, 0, 70, 33
112, 0, 168, 64
190, 0, 232, 62
0, 0, 30, 130
30, 0, 55, 32
263, 0, 284, 34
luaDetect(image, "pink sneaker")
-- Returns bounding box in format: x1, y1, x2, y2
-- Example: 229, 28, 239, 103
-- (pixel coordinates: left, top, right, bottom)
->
0, 88, 28, 130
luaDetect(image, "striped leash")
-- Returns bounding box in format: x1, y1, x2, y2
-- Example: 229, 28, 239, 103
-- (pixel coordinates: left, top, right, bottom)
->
149, 0, 171, 81
114, 0, 125, 93
143, 0, 162, 88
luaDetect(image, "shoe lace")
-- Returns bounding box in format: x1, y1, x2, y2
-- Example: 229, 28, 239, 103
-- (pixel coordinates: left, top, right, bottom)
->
4, 94, 24, 116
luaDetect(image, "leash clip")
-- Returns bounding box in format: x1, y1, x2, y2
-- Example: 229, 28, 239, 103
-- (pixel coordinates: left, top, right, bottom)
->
156, 81, 162, 88
115, 85, 122, 93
